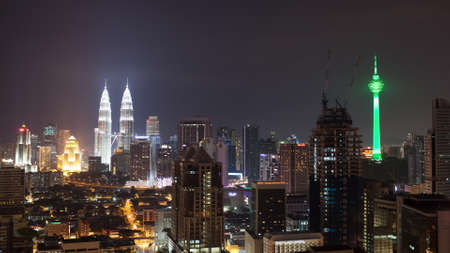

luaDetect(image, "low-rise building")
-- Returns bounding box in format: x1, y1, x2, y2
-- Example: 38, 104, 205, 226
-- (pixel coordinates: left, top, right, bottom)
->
263, 232, 323, 253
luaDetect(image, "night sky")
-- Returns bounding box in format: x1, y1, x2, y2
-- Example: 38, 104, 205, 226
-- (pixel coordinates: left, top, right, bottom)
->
1, 1, 450, 152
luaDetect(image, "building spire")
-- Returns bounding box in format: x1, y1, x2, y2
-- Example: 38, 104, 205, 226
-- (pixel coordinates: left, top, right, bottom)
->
104, 79, 108, 89
126, 77, 129, 88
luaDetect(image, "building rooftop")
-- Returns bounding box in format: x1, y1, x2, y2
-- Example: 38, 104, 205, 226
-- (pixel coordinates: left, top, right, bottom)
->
264, 231, 323, 241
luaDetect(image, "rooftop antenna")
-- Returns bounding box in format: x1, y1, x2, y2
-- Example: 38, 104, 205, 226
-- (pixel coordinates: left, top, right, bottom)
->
322, 49, 331, 111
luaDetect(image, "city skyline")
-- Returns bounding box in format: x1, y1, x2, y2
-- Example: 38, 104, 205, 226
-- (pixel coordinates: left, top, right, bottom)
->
2, 1, 449, 150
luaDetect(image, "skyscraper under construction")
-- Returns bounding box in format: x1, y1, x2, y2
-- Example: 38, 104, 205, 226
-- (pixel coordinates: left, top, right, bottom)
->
309, 95, 362, 246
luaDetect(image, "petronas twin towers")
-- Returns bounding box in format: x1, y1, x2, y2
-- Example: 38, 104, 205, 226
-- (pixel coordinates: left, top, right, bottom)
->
94, 79, 134, 166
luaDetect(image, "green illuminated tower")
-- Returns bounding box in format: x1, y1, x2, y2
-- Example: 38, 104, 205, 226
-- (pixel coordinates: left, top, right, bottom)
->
368, 56, 384, 161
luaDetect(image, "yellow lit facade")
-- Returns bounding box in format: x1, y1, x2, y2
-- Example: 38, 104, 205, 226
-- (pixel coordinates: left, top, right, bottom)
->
58, 136, 81, 174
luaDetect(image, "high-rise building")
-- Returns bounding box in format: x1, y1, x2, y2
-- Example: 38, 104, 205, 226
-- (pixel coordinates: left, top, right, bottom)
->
130, 138, 151, 181
95, 83, 112, 166
42, 123, 57, 170
58, 136, 82, 174
404, 133, 425, 184
170, 147, 224, 252
250, 182, 286, 237
243, 124, 260, 184
57, 129, 72, 155
216, 140, 229, 186
425, 98, 450, 196
0, 166, 24, 217
38, 146, 52, 171
177, 117, 212, 149
30, 134, 40, 172
88, 156, 106, 173
118, 82, 134, 151
397, 195, 450, 253
15, 124, 32, 171
368, 56, 385, 161
157, 144, 173, 179
42, 124, 57, 146
259, 154, 280, 182
146, 116, 160, 136
111, 149, 130, 176
146, 116, 161, 183
309, 96, 362, 246
0, 142, 15, 163
280, 141, 309, 195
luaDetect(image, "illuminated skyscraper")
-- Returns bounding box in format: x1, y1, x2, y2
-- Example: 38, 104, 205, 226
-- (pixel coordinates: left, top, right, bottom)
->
146, 116, 160, 136
425, 98, 450, 196
14, 124, 32, 171
368, 56, 384, 161
280, 141, 309, 195
119, 81, 134, 151
146, 116, 161, 183
58, 136, 81, 174
42, 123, 57, 170
95, 84, 112, 166
178, 117, 212, 149
170, 147, 224, 252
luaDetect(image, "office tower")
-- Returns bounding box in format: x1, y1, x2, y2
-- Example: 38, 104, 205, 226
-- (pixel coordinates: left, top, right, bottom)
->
118, 82, 134, 151
170, 147, 224, 252
130, 138, 151, 181
397, 195, 450, 253
146, 116, 161, 183
0, 142, 15, 163
243, 124, 260, 184
216, 140, 229, 186
368, 56, 385, 161
217, 127, 238, 173
15, 124, 32, 171
309, 95, 362, 246
57, 129, 72, 155
259, 154, 280, 181
425, 98, 450, 196
111, 149, 130, 176
30, 134, 39, 171
157, 144, 173, 178
177, 117, 212, 149
38, 146, 52, 171
146, 116, 160, 136
250, 182, 286, 236
404, 133, 425, 184
0, 166, 24, 217
42, 123, 57, 170
259, 136, 277, 155
88, 156, 106, 173
57, 136, 81, 174
42, 123, 57, 146
280, 141, 309, 195
95, 84, 112, 165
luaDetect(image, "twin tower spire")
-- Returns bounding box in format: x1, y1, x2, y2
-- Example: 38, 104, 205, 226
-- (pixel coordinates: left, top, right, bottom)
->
95, 79, 134, 166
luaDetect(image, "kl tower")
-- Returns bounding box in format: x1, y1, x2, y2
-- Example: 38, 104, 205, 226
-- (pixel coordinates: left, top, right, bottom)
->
368, 55, 384, 161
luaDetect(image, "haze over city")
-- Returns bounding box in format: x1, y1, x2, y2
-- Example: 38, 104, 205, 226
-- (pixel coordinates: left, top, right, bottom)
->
2, 1, 450, 150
